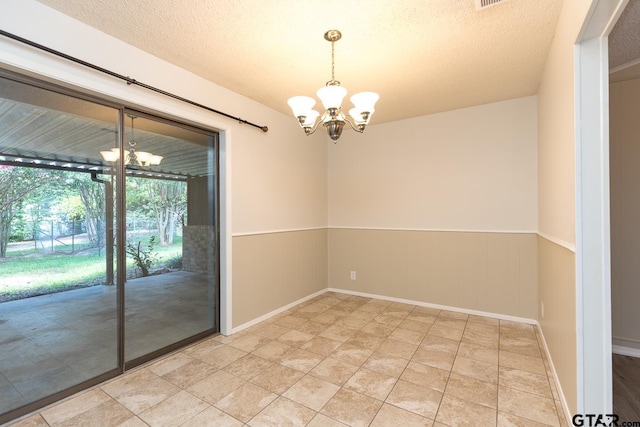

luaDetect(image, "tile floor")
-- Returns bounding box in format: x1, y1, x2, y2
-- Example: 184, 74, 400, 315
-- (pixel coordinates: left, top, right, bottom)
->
7, 292, 568, 427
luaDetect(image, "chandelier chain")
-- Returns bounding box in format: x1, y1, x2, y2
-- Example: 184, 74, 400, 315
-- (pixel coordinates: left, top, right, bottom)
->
331, 40, 335, 82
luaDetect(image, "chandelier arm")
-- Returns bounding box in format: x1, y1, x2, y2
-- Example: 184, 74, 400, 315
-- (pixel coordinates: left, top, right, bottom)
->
303, 115, 324, 136
343, 115, 365, 134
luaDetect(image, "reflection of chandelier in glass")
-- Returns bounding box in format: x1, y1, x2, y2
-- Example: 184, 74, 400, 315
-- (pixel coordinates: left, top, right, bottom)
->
101, 115, 163, 166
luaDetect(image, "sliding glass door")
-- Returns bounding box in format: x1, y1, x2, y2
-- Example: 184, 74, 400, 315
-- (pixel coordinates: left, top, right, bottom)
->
0, 73, 219, 424
121, 110, 219, 366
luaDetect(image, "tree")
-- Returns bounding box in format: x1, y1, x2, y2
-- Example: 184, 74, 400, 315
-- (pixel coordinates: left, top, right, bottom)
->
145, 180, 186, 246
65, 174, 106, 248
0, 166, 53, 257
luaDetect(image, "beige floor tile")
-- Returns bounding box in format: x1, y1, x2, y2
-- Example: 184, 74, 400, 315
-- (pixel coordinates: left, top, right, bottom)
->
296, 320, 332, 335
362, 352, 410, 378
147, 352, 195, 376
249, 363, 305, 394
445, 372, 498, 408
389, 327, 426, 345
161, 359, 218, 389
457, 341, 499, 364
465, 321, 500, 334
280, 348, 325, 372
273, 314, 309, 329
500, 327, 537, 342
223, 354, 274, 381
499, 367, 553, 398
331, 342, 374, 366
500, 337, 542, 358
412, 347, 456, 371
309, 357, 359, 386
345, 331, 387, 351
420, 335, 460, 355
398, 318, 430, 333
498, 386, 560, 427
187, 370, 245, 405
499, 351, 546, 376
101, 369, 157, 399
307, 413, 349, 426
377, 338, 419, 360
500, 320, 535, 332
468, 315, 500, 326
277, 329, 315, 347
452, 356, 499, 384
428, 324, 464, 341
433, 317, 467, 330
105, 375, 181, 415
55, 399, 136, 427
282, 374, 340, 411
138, 390, 208, 427
312, 311, 344, 324
183, 338, 225, 357
401, 361, 450, 392
497, 411, 551, 427
301, 336, 343, 356
9, 414, 49, 427
436, 394, 497, 427
214, 383, 277, 423
251, 340, 295, 363
248, 396, 316, 426
386, 379, 443, 419
463, 326, 500, 341
411, 305, 441, 316
40, 388, 113, 425
320, 388, 383, 427
181, 406, 243, 427
406, 311, 438, 324
227, 333, 273, 352
344, 367, 398, 400
335, 316, 370, 329
439, 310, 469, 320
188, 344, 248, 369
373, 313, 405, 328
370, 403, 434, 426
348, 309, 378, 321
360, 322, 395, 337
252, 323, 289, 339
319, 324, 358, 343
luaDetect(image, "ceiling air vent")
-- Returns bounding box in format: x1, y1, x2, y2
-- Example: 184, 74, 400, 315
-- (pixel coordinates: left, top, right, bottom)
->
475, 0, 510, 10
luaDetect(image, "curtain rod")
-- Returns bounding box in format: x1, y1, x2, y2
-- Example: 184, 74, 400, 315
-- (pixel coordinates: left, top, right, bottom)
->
0, 29, 269, 133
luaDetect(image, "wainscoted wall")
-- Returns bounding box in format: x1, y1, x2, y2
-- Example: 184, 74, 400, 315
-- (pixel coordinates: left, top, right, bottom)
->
232, 229, 327, 327
538, 236, 576, 413
328, 228, 538, 319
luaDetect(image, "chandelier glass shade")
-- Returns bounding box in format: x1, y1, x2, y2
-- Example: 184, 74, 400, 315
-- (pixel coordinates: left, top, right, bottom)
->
100, 116, 163, 167
287, 30, 379, 142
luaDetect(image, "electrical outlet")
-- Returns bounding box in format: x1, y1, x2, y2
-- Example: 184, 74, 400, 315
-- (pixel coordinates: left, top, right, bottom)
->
350, 271, 356, 280
541, 301, 545, 318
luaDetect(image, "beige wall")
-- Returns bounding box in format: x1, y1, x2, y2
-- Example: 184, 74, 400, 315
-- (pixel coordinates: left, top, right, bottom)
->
329, 96, 538, 231
610, 74, 640, 352
329, 229, 537, 319
232, 229, 327, 327
538, 236, 577, 412
536, 0, 594, 414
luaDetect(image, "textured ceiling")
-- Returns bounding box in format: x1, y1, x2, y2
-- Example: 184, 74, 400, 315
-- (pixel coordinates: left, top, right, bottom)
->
35, 0, 564, 125
609, 0, 640, 70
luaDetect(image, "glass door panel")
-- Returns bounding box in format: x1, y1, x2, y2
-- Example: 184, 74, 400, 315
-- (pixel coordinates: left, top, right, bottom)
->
123, 110, 219, 364
0, 75, 120, 419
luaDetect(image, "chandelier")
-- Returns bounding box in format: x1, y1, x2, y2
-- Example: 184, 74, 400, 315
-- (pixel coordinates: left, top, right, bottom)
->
287, 30, 379, 143
100, 115, 163, 167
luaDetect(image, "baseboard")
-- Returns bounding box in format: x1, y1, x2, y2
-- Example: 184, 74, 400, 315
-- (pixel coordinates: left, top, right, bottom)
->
612, 345, 640, 358
230, 288, 329, 334
536, 323, 572, 424
327, 287, 537, 325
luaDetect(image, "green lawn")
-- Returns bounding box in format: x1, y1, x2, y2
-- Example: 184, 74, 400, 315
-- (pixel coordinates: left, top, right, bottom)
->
0, 236, 183, 302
